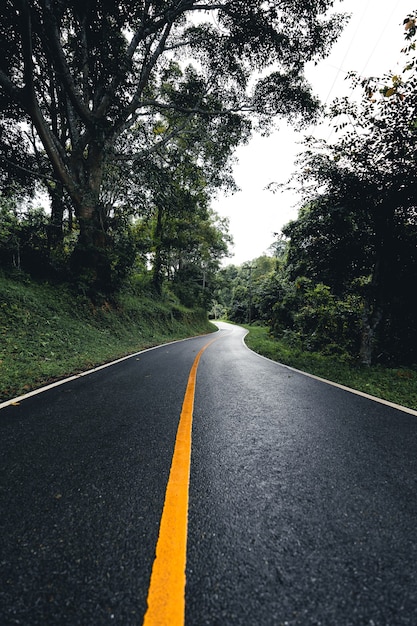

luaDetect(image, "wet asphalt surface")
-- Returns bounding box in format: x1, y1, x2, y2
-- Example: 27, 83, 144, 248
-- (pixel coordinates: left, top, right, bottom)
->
1, 322, 417, 625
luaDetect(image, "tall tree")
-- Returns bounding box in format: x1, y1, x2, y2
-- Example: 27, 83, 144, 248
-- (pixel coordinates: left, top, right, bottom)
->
0, 0, 344, 294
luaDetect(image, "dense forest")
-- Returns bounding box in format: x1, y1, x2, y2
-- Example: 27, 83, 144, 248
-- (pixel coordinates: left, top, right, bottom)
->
215, 12, 417, 367
1, 3, 417, 370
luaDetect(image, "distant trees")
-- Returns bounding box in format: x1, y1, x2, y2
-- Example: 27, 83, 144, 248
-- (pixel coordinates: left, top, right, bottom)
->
0, 0, 343, 299
213, 254, 279, 323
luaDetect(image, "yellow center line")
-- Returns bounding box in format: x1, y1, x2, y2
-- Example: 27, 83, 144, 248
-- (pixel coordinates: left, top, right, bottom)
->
143, 337, 217, 626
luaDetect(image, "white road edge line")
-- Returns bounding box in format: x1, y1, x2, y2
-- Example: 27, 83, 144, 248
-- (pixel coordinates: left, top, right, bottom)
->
0, 330, 220, 411
240, 329, 417, 418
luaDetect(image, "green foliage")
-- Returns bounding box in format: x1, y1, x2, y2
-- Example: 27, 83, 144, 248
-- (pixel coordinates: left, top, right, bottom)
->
213, 255, 280, 324
0, 0, 343, 297
0, 272, 213, 402
270, 17, 417, 365
0, 199, 51, 276
292, 282, 361, 356
282, 198, 373, 295
0, 198, 20, 267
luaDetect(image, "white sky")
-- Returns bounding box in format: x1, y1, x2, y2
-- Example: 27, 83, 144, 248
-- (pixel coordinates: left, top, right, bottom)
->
213, 0, 414, 266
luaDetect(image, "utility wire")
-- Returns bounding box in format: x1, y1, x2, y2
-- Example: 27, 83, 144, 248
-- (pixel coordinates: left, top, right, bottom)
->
325, 0, 404, 142
359, 0, 403, 77
323, 0, 372, 106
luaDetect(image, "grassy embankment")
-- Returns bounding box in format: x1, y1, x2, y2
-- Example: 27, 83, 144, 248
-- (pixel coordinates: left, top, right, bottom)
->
0, 273, 214, 402
2, 275, 417, 412
243, 324, 417, 412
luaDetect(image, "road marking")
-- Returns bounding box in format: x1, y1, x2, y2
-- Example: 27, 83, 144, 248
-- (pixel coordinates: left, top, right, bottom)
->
240, 328, 417, 418
143, 338, 217, 626
0, 331, 219, 411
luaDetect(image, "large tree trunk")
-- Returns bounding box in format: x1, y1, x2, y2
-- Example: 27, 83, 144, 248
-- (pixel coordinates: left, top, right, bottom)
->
69, 144, 114, 298
70, 207, 112, 297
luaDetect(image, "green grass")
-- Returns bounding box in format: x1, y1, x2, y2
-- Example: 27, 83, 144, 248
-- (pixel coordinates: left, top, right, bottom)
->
243, 325, 417, 412
0, 273, 215, 402
3, 283, 416, 412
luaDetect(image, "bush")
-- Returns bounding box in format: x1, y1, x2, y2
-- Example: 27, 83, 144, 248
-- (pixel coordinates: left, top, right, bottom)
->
270, 278, 362, 358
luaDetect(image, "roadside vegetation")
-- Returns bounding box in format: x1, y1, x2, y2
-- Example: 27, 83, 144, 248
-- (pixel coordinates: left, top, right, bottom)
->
211, 17, 417, 412
243, 325, 417, 412
0, 272, 213, 403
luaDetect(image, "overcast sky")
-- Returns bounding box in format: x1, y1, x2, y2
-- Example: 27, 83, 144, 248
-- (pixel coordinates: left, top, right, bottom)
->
213, 0, 414, 266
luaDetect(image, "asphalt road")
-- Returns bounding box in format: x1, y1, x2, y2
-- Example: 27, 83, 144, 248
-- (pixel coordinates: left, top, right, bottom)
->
1, 322, 417, 625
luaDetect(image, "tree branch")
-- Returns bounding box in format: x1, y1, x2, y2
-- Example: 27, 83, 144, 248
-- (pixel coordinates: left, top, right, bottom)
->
0, 154, 58, 184
28, 97, 81, 205
19, 0, 35, 97
111, 21, 175, 137
42, 0, 94, 126
94, 1, 225, 122
79, 14, 90, 106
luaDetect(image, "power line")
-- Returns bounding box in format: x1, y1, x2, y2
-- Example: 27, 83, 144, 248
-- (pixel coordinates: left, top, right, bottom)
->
359, 0, 404, 77
324, 0, 406, 142
324, 0, 372, 105
324, 0, 403, 107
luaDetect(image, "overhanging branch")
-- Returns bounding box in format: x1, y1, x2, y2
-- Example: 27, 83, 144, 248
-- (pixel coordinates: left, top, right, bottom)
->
0, 154, 58, 184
